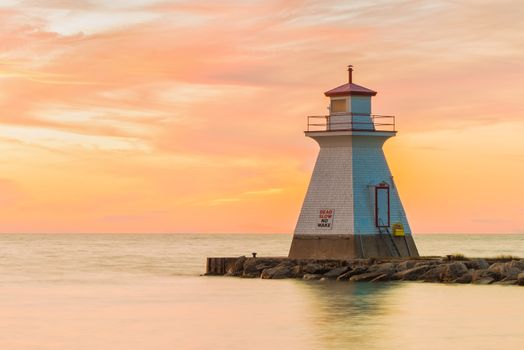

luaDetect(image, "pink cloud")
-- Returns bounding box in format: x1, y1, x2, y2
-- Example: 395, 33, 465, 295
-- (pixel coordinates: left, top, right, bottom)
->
0, 1, 523, 233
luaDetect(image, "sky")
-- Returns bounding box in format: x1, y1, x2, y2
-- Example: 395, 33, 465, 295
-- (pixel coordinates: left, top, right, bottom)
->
0, 0, 523, 234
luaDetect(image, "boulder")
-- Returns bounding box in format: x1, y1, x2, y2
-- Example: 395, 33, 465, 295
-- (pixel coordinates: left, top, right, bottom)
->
488, 262, 523, 280
476, 259, 490, 270
323, 266, 350, 279
474, 277, 495, 285
337, 266, 368, 281
336, 268, 353, 281
303, 273, 323, 281
303, 263, 327, 274
518, 272, 524, 286
324, 262, 343, 271
225, 256, 246, 276
392, 265, 431, 281
397, 260, 416, 271
414, 260, 441, 267
414, 262, 431, 268
368, 262, 397, 275
472, 269, 501, 283
488, 262, 507, 276
420, 265, 447, 282
454, 271, 474, 284
465, 259, 489, 270
287, 265, 303, 279
442, 262, 468, 281
496, 278, 517, 285
242, 259, 258, 276
508, 260, 524, 270
349, 271, 384, 282
506, 267, 521, 280
260, 262, 294, 279
370, 273, 390, 282
242, 271, 260, 278
242, 258, 279, 278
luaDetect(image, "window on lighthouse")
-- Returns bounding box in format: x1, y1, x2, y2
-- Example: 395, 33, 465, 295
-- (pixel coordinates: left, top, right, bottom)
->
330, 99, 347, 113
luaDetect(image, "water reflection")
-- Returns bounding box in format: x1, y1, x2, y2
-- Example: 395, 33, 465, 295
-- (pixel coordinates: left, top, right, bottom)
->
299, 281, 401, 349
293, 281, 524, 350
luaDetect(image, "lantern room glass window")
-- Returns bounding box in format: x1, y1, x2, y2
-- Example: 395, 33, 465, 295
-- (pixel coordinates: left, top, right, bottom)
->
330, 99, 347, 113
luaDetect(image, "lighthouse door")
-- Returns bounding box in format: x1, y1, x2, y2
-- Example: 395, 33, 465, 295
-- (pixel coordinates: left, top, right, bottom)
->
375, 185, 390, 227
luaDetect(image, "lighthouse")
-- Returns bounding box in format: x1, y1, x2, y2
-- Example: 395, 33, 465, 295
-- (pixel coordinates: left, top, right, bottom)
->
288, 66, 419, 259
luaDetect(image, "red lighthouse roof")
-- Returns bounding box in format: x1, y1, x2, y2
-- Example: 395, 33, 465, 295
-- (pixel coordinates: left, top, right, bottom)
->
324, 65, 377, 97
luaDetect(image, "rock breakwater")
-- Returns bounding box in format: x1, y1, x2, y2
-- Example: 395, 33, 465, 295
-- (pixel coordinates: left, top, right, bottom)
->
206, 256, 524, 286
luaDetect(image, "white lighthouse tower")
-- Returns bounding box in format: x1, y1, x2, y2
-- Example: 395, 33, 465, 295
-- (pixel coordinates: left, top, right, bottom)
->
288, 66, 419, 259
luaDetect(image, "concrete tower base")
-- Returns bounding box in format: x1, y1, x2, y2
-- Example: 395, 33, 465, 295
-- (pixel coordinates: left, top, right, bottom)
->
288, 234, 419, 260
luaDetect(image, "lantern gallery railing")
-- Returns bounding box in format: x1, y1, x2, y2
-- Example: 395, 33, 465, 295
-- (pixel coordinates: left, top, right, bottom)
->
306, 114, 396, 132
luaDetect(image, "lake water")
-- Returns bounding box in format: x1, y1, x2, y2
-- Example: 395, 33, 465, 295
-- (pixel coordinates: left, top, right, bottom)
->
0, 234, 523, 350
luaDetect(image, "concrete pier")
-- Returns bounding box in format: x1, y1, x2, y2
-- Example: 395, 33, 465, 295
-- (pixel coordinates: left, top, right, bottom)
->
206, 257, 239, 276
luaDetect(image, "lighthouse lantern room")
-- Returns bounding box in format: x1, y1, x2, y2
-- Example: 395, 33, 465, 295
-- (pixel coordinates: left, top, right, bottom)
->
288, 66, 419, 259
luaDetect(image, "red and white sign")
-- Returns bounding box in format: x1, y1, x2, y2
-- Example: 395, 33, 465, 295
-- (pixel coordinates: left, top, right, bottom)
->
317, 209, 334, 229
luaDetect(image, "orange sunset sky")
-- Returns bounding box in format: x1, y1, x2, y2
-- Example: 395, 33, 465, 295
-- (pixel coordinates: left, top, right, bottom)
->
0, 0, 523, 234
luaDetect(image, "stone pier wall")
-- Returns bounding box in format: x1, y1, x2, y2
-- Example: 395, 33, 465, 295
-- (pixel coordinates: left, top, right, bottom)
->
205, 256, 524, 286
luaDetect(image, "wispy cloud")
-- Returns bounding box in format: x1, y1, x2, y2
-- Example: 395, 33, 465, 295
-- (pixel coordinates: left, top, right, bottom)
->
0, 0, 523, 233
243, 188, 284, 196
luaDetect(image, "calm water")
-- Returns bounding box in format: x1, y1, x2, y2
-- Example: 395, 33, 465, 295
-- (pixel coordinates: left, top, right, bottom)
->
0, 234, 523, 350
